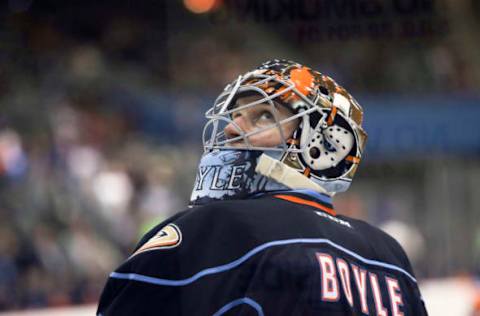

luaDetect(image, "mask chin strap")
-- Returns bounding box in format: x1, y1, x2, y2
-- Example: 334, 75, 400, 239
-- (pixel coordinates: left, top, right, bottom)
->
255, 154, 330, 196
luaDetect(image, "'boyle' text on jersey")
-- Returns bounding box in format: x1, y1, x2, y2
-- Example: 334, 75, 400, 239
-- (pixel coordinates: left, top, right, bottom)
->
316, 252, 406, 316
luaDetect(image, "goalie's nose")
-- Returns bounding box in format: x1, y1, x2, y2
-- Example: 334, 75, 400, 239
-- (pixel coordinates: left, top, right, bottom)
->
224, 115, 248, 140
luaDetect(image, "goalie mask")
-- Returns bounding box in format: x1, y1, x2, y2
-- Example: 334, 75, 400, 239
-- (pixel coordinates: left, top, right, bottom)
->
190, 60, 367, 205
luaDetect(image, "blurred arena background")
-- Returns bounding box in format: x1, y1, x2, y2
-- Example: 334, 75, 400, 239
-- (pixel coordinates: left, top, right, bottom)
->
0, 0, 479, 314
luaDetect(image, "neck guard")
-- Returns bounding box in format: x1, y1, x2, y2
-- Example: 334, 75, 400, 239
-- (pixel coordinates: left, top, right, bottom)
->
189, 150, 289, 206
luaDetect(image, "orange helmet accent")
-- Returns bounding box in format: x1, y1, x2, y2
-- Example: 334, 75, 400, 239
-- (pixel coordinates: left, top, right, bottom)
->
303, 167, 311, 177
345, 155, 361, 164
290, 67, 315, 96
327, 106, 337, 126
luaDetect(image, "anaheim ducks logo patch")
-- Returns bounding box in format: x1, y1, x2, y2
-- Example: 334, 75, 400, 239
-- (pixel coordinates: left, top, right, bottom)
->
132, 224, 182, 257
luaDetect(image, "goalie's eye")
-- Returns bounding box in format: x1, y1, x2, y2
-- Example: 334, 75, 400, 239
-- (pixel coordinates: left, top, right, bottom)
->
254, 110, 275, 124
231, 111, 241, 120
230, 104, 276, 128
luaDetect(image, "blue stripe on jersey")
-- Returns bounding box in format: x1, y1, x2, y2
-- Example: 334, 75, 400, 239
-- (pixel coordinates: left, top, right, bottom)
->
110, 237, 417, 287
212, 297, 264, 316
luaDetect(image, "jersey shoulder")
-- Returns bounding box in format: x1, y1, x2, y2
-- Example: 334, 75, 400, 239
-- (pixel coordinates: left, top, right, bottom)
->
122, 200, 276, 274
343, 215, 415, 274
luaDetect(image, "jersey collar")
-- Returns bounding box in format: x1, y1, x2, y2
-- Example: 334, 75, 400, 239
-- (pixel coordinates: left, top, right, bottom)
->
253, 189, 335, 216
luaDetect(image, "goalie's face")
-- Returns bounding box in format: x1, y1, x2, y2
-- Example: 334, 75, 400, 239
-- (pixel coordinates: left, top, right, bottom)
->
223, 95, 299, 148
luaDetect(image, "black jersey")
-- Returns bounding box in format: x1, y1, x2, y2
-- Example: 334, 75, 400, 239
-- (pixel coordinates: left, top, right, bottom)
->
97, 191, 428, 316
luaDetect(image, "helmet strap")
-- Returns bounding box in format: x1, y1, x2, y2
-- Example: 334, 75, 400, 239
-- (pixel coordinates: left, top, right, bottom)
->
255, 154, 331, 196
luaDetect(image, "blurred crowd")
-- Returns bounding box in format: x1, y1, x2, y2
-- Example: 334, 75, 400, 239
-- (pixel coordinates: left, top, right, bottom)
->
0, 0, 479, 311
0, 110, 191, 309
0, 3, 193, 310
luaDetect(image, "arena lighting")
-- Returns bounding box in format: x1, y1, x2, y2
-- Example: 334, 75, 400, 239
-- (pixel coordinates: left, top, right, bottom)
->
183, 0, 218, 14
